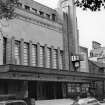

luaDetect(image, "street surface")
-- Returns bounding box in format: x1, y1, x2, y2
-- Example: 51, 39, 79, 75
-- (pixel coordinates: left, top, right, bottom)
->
36, 99, 74, 105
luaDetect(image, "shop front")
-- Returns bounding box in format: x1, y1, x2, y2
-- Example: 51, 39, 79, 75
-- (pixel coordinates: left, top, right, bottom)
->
67, 83, 89, 99
0, 64, 105, 100
28, 81, 63, 100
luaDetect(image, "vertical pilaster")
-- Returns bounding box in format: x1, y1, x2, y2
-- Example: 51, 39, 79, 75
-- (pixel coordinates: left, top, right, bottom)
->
11, 36, 15, 64
44, 44, 47, 68
51, 45, 54, 69
6, 37, 12, 64
0, 32, 3, 65
62, 13, 69, 70
67, 6, 75, 71
36, 42, 40, 67
29, 40, 32, 66
20, 38, 24, 65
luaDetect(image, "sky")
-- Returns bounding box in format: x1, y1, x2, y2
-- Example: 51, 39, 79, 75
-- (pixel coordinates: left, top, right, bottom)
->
34, 0, 105, 51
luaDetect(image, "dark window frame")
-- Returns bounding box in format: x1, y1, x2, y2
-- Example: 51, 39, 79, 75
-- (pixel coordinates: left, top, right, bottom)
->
39, 11, 44, 16
52, 14, 56, 21
24, 5, 30, 11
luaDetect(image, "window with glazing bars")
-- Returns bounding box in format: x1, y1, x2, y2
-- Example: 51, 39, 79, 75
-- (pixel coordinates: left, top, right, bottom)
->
47, 48, 51, 68
3, 37, 7, 64
53, 49, 58, 69
40, 46, 44, 67
52, 14, 56, 21
24, 5, 30, 11
32, 44, 37, 66
24, 42, 29, 65
39, 11, 44, 16
14, 40, 20, 65
17, 2, 22, 8
59, 51, 64, 70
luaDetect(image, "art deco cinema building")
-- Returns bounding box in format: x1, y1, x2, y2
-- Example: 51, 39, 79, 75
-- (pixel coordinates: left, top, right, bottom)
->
0, 0, 104, 100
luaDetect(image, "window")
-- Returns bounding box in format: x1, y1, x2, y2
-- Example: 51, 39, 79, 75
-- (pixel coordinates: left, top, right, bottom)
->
32, 8, 37, 13
24, 43, 29, 65
59, 51, 64, 69
47, 48, 51, 68
14, 40, 20, 65
67, 84, 81, 94
90, 52, 93, 57
17, 2, 22, 7
52, 14, 56, 21
39, 11, 44, 16
99, 68, 104, 73
40, 46, 44, 67
53, 49, 58, 69
24, 5, 30, 11
32, 44, 37, 66
46, 14, 50, 19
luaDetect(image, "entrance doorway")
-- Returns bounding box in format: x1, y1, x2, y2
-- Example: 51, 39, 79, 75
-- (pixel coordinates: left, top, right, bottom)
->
28, 81, 37, 99
28, 81, 63, 100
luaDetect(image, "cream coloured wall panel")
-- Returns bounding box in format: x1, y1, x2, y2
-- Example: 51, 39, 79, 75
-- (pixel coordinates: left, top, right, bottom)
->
2, 18, 63, 49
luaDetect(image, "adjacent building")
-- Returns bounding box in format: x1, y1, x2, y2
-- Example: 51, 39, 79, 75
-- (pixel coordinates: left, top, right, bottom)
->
89, 41, 105, 63
88, 60, 105, 99
80, 46, 89, 73
89, 41, 105, 99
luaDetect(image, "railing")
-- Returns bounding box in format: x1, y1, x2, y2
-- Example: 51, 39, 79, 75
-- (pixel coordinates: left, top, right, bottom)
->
3, 36, 64, 70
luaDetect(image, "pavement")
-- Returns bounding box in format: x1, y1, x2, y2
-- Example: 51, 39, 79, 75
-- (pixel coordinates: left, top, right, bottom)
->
35, 99, 74, 105
100, 102, 105, 105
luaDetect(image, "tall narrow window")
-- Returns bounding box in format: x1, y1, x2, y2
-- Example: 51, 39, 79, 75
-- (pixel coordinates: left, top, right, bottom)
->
47, 48, 51, 68
24, 42, 29, 65
40, 46, 44, 67
46, 14, 50, 19
59, 51, 64, 70
17, 2, 22, 8
3, 37, 7, 64
14, 40, 20, 65
32, 44, 37, 66
53, 49, 58, 69
52, 14, 56, 21
39, 11, 44, 16
24, 5, 30, 11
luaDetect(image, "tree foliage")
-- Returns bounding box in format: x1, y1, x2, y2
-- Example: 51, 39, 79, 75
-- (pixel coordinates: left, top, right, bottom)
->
0, 0, 18, 19
0, 0, 105, 19
75, 0, 105, 11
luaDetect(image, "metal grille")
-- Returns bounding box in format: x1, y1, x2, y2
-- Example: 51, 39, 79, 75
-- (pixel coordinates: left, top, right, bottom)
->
24, 43, 29, 65
53, 49, 58, 69
14, 40, 20, 65
32, 44, 37, 66
40, 46, 44, 67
